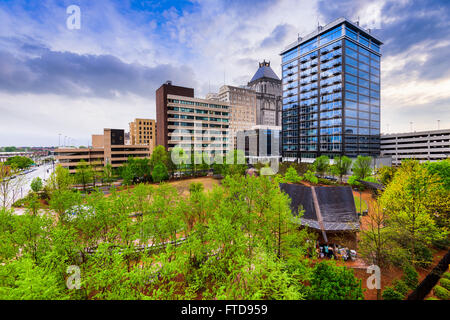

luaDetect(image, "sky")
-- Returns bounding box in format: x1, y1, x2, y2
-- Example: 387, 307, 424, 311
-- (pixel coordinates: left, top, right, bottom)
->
0, 0, 449, 147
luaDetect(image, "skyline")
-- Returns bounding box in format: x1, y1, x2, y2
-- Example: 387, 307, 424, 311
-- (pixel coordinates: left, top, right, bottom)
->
1, 0, 450, 147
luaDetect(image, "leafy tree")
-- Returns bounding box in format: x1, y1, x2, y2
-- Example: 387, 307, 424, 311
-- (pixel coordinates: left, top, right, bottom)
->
313, 155, 329, 177
331, 156, 352, 183
30, 177, 43, 193
423, 159, 450, 190
152, 162, 169, 183
149, 145, 170, 170
352, 155, 372, 180
0, 163, 26, 208
284, 166, 302, 183
102, 163, 113, 186
5, 156, 34, 169
308, 261, 364, 300
376, 165, 397, 186
382, 286, 404, 300
379, 160, 447, 266
49, 189, 83, 222
75, 160, 93, 192
47, 165, 73, 192
303, 170, 318, 184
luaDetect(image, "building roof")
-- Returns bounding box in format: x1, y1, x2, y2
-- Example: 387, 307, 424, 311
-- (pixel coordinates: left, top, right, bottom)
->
280, 183, 359, 231
249, 60, 280, 83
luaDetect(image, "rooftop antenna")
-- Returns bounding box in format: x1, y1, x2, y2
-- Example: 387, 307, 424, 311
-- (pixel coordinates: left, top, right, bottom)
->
437, 119, 440, 130
356, 16, 360, 26
410, 121, 413, 132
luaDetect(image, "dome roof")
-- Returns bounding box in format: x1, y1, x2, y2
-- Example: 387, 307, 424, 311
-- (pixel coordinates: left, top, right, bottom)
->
249, 60, 280, 83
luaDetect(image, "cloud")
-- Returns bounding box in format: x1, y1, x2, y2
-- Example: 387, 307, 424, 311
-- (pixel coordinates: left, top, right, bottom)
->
260, 24, 297, 49
0, 41, 196, 98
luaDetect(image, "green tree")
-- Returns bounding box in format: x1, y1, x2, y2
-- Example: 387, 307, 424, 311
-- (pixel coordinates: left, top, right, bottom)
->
331, 156, 352, 183
352, 155, 372, 180
75, 160, 93, 192
379, 160, 446, 266
313, 155, 329, 178
152, 162, 169, 183
30, 177, 43, 193
47, 165, 73, 192
308, 261, 364, 300
5, 156, 34, 169
423, 159, 450, 190
102, 163, 113, 186
284, 166, 302, 183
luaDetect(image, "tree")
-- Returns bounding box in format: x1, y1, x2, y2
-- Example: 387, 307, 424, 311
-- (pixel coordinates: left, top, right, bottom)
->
308, 261, 364, 300
47, 165, 72, 191
303, 170, 318, 184
379, 160, 447, 266
0, 162, 26, 208
30, 177, 43, 193
5, 156, 34, 169
376, 165, 397, 186
313, 155, 329, 177
152, 162, 169, 183
331, 156, 352, 183
423, 159, 450, 190
102, 163, 113, 186
352, 156, 372, 180
284, 166, 302, 183
75, 160, 93, 192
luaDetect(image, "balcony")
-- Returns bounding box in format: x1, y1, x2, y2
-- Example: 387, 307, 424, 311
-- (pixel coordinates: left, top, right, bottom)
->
287, 71, 294, 76
321, 65, 330, 71
300, 65, 307, 71
333, 61, 341, 67
311, 61, 318, 67
300, 73, 308, 78
333, 87, 342, 92
333, 43, 341, 50
301, 58, 308, 64
310, 55, 317, 60
333, 70, 341, 75
310, 69, 317, 74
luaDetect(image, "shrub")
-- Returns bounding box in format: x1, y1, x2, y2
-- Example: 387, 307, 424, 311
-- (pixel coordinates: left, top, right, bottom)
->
152, 162, 169, 183
440, 278, 450, 291
382, 286, 404, 300
303, 170, 318, 184
425, 297, 439, 300
443, 272, 450, 280
393, 279, 409, 296
402, 264, 419, 290
284, 166, 302, 183
433, 285, 450, 300
30, 177, 43, 193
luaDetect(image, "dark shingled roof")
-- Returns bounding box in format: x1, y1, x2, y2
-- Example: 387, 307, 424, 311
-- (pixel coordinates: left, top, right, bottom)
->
280, 183, 359, 231
249, 61, 280, 83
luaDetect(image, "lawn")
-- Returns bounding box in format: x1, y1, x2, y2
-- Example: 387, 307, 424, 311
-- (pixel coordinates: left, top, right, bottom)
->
354, 195, 368, 213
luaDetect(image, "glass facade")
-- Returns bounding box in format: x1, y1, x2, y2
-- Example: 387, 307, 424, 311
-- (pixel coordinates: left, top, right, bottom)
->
281, 20, 382, 159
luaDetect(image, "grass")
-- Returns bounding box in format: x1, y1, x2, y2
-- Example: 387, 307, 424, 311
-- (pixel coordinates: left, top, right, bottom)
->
354, 195, 368, 213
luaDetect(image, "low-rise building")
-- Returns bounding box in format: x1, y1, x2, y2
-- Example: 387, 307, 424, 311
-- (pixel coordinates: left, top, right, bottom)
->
129, 118, 156, 152
55, 128, 151, 173
380, 129, 450, 166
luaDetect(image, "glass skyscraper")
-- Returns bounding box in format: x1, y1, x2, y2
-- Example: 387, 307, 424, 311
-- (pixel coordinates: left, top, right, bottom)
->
280, 18, 382, 161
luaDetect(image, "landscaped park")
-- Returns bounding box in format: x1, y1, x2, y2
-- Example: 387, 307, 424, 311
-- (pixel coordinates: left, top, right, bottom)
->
0, 146, 449, 300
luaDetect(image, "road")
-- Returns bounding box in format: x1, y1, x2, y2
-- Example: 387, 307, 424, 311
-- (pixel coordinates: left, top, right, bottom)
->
3, 163, 54, 208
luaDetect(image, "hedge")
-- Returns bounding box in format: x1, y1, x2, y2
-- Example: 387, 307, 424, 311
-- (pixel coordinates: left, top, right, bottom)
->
433, 285, 450, 300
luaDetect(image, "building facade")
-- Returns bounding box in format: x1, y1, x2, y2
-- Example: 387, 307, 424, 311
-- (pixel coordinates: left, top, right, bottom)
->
280, 18, 382, 161
129, 118, 156, 152
55, 128, 151, 173
381, 129, 450, 166
216, 85, 257, 148
156, 82, 231, 157
247, 61, 282, 127
236, 125, 281, 164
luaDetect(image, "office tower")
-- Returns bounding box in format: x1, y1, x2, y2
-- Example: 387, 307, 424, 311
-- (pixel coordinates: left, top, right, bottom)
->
247, 61, 282, 127
280, 18, 382, 161
156, 82, 231, 157
129, 118, 156, 152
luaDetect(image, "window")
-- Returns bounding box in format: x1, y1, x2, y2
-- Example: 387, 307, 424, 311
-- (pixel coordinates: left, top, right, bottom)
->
359, 103, 369, 112
282, 47, 298, 63
345, 39, 357, 50
359, 111, 369, 119
359, 78, 369, 88
319, 26, 342, 45
346, 109, 357, 117
345, 47, 357, 59
346, 65, 357, 75
346, 74, 357, 84
345, 100, 358, 109
359, 70, 369, 80
346, 83, 358, 93
346, 118, 357, 126
345, 126, 357, 134
371, 74, 380, 83
359, 87, 369, 96
359, 62, 369, 72
346, 91, 357, 101
346, 56, 357, 67
359, 35, 369, 47
346, 27, 358, 41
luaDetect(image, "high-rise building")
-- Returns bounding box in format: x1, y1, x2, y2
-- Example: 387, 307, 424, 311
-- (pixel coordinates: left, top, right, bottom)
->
247, 61, 282, 127
129, 118, 156, 152
156, 82, 231, 157
280, 18, 382, 161
216, 85, 257, 148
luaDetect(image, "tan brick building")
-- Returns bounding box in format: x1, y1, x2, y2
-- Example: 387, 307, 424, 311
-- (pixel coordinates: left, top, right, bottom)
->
55, 128, 151, 173
129, 118, 156, 152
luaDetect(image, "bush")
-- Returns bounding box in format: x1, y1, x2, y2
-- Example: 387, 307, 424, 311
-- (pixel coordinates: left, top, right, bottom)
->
317, 178, 338, 185
393, 279, 409, 296
414, 245, 433, 268
152, 162, 169, 183
440, 278, 450, 291
425, 296, 439, 300
402, 264, 419, 290
433, 285, 450, 300
303, 170, 318, 184
443, 272, 450, 280
382, 286, 404, 300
